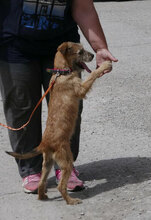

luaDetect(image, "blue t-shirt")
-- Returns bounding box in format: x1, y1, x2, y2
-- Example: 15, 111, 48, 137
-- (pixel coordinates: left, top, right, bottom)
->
0, 0, 80, 62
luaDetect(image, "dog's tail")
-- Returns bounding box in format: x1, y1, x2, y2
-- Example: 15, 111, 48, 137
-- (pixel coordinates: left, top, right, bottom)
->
6, 147, 41, 159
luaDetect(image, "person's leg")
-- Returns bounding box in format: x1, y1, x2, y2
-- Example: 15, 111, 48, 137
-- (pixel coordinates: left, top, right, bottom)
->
70, 99, 83, 161
0, 60, 43, 178
41, 57, 53, 103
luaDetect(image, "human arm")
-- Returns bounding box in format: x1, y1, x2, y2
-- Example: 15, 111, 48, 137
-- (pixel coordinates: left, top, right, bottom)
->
72, 0, 118, 69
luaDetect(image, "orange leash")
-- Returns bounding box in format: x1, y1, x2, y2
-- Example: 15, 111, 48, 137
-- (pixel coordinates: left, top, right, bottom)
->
0, 78, 56, 131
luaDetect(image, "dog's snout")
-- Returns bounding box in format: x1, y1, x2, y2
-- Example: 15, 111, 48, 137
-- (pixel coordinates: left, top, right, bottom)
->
88, 52, 94, 61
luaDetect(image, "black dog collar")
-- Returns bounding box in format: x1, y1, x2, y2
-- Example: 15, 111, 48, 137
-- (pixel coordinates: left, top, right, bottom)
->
46, 68, 72, 75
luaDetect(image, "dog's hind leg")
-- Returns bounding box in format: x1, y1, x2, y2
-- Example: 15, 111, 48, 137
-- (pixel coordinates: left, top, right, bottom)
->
38, 152, 53, 200
53, 145, 82, 205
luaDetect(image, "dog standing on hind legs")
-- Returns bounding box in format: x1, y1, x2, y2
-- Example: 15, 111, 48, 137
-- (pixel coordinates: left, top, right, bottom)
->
6, 42, 112, 205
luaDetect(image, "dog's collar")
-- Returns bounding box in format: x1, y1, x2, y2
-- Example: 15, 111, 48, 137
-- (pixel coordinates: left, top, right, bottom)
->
46, 68, 72, 75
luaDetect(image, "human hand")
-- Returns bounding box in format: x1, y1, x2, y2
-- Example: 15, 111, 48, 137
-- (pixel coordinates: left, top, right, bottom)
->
96, 48, 118, 76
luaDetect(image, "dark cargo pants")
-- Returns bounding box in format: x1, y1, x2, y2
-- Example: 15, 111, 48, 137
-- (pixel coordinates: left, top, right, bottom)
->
0, 59, 83, 178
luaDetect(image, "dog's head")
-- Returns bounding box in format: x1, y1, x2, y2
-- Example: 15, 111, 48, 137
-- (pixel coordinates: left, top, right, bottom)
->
56, 42, 94, 71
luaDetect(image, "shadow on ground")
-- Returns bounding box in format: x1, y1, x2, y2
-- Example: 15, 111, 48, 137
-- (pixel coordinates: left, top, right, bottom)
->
47, 157, 151, 200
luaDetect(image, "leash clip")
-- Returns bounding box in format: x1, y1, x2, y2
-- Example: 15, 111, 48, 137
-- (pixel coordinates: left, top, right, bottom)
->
55, 71, 60, 81
56, 70, 60, 75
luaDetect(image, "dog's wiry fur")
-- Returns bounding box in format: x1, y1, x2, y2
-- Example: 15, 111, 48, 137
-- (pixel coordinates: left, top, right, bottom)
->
6, 42, 112, 205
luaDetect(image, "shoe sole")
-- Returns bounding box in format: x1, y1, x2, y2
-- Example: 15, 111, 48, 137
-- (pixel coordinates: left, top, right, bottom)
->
23, 187, 48, 194
23, 187, 38, 194
69, 185, 85, 192
56, 180, 85, 192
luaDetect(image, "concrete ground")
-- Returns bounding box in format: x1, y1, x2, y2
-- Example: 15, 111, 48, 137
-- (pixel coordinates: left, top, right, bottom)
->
0, 0, 151, 219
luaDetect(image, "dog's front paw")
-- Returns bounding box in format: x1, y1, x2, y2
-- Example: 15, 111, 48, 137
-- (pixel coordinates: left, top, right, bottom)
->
96, 61, 112, 77
102, 61, 112, 71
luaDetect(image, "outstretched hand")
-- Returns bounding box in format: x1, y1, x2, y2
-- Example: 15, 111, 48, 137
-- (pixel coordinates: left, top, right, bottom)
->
96, 48, 118, 76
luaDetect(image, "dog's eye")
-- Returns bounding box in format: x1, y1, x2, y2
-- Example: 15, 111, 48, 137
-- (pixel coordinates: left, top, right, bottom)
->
79, 49, 84, 55
67, 47, 72, 53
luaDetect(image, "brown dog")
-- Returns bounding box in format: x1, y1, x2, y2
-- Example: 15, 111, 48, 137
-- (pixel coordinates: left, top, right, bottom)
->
6, 42, 112, 205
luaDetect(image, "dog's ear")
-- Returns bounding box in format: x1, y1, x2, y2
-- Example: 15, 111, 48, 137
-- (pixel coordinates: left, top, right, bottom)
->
57, 42, 68, 55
